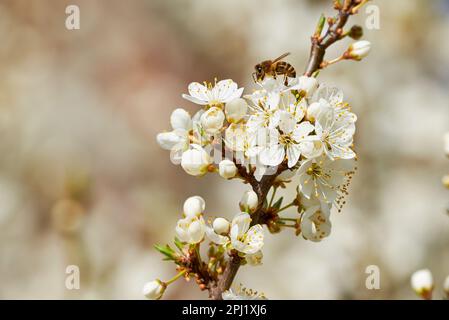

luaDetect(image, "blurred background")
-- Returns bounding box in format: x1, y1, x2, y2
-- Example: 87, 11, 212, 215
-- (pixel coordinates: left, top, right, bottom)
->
0, 0, 448, 299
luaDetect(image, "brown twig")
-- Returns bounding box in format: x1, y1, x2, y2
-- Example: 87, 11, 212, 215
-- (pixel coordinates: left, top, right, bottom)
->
209, 162, 287, 300
304, 0, 365, 76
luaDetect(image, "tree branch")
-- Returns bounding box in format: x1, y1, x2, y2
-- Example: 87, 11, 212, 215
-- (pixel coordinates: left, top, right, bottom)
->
209, 162, 287, 300
304, 0, 362, 76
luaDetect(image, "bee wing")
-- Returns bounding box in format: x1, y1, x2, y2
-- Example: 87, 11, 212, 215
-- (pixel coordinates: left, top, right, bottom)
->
272, 52, 291, 63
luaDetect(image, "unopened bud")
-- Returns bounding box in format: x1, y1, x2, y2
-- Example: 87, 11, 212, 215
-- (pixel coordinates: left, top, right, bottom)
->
346, 40, 371, 61
411, 269, 434, 300
348, 25, 363, 40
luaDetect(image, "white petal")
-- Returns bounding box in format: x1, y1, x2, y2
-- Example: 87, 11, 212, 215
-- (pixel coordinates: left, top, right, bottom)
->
231, 212, 251, 236
292, 121, 314, 142
156, 131, 184, 150
170, 108, 192, 130
286, 145, 301, 168
182, 94, 208, 105
259, 144, 284, 167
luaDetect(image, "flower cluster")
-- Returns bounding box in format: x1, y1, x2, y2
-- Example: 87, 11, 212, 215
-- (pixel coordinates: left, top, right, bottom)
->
148, 0, 372, 301
176, 195, 264, 256
157, 75, 357, 241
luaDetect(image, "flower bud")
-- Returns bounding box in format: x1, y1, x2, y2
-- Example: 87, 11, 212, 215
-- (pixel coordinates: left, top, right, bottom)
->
348, 25, 363, 40
181, 144, 212, 176
142, 279, 166, 300
346, 40, 371, 61
213, 217, 230, 235
170, 108, 192, 131
183, 196, 205, 217
200, 107, 225, 134
225, 98, 248, 123
175, 215, 206, 244
239, 190, 258, 213
444, 275, 449, 297
294, 76, 319, 97
219, 159, 237, 179
411, 269, 434, 300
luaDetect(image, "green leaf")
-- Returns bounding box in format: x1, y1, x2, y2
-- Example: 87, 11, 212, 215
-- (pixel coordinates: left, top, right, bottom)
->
154, 244, 176, 261
174, 237, 184, 251
272, 197, 284, 210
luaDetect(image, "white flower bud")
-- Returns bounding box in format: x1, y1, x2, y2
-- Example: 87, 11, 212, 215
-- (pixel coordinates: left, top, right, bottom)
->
200, 107, 225, 134
444, 275, 449, 297
239, 190, 258, 213
411, 269, 434, 299
444, 132, 449, 156
213, 217, 230, 235
170, 108, 192, 131
175, 215, 206, 244
183, 196, 205, 217
225, 98, 248, 123
347, 40, 371, 61
294, 76, 319, 97
181, 144, 212, 176
142, 280, 165, 300
219, 159, 237, 179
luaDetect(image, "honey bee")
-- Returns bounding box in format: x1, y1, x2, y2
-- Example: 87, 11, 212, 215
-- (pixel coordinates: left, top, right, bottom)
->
253, 52, 296, 85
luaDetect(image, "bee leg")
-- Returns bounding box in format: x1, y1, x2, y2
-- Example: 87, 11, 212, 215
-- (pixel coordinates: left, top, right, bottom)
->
283, 74, 288, 86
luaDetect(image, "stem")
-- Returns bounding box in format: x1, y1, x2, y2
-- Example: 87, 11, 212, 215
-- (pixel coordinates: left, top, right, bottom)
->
304, 0, 364, 76
278, 202, 295, 213
166, 270, 187, 285
278, 217, 298, 222
268, 186, 278, 208
209, 162, 287, 300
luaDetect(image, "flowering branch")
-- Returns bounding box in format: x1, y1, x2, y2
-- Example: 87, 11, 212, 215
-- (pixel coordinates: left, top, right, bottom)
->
305, 0, 370, 76
146, 0, 371, 301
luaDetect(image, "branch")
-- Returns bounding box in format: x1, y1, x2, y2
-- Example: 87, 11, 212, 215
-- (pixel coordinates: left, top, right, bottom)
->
209, 162, 287, 300
304, 0, 366, 76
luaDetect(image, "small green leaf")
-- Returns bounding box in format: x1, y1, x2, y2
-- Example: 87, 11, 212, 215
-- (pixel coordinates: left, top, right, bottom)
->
154, 244, 176, 261
174, 237, 184, 251
272, 197, 284, 210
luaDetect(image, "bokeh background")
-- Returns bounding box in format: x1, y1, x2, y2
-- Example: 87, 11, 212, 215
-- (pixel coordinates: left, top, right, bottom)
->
0, 0, 448, 299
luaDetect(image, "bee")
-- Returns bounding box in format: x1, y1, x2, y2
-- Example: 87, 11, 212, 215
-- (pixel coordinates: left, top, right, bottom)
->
253, 52, 296, 85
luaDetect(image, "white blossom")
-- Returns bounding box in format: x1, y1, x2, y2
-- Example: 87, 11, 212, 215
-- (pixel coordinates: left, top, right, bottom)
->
411, 269, 434, 299
180, 144, 212, 176
175, 214, 206, 244
239, 190, 258, 213
222, 285, 267, 300
225, 98, 248, 123
205, 218, 230, 245
259, 111, 315, 168
142, 280, 165, 300
289, 76, 319, 97
347, 40, 371, 60
219, 159, 238, 179
156, 108, 192, 159
213, 217, 230, 235
443, 275, 449, 296
183, 196, 205, 217
182, 79, 243, 106
297, 156, 355, 203
314, 105, 356, 160
230, 212, 264, 254
300, 196, 332, 242
200, 106, 225, 135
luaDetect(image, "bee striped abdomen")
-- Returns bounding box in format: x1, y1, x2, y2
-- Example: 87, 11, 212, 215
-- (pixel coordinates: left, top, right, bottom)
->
275, 62, 296, 78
